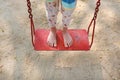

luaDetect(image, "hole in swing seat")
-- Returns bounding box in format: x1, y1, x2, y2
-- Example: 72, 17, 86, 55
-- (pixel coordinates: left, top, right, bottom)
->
34, 29, 90, 51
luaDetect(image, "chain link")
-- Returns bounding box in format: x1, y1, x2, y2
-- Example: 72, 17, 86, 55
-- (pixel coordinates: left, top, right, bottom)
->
93, 0, 101, 20
27, 0, 33, 18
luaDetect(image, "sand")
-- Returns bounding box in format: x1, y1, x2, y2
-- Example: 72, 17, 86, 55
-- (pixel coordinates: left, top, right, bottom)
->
0, 0, 120, 80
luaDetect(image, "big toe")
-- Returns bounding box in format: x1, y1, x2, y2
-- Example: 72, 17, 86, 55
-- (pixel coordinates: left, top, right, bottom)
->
53, 42, 57, 47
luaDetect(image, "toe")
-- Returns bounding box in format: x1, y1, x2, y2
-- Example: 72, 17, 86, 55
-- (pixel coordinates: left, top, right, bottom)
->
54, 43, 57, 47
67, 43, 70, 47
65, 43, 68, 47
67, 40, 73, 47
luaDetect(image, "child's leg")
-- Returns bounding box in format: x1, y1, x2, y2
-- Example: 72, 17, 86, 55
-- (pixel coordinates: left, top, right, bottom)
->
45, 0, 59, 47
61, 0, 77, 47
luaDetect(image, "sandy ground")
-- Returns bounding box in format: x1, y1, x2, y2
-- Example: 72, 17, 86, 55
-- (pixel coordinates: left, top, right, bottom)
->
0, 0, 120, 80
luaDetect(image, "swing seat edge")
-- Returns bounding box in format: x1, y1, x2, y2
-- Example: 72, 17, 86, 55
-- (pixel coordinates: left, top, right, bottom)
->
33, 29, 90, 51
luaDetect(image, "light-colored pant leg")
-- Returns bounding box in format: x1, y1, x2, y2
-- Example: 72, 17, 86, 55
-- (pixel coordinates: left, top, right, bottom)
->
45, 0, 59, 27
61, 0, 77, 27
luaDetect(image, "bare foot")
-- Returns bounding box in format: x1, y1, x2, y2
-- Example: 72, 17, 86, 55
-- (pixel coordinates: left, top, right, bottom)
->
62, 27, 73, 47
47, 27, 57, 47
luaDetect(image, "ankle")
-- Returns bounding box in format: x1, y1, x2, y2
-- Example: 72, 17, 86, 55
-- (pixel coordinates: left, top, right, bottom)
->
62, 27, 68, 33
50, 27, 56, 33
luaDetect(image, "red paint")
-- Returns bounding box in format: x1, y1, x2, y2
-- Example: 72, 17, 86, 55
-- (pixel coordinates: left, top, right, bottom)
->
34, 29, 90, 51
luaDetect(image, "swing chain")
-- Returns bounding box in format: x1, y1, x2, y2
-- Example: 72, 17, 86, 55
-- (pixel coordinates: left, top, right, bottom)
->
93, 0, 101, 20
27, 0, 33, 19
87, 0, 101, 48
26, 0, 35, 47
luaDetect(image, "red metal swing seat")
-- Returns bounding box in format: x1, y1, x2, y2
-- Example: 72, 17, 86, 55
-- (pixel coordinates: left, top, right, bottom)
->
34, 29, 89, 50
26, 0, 101, 51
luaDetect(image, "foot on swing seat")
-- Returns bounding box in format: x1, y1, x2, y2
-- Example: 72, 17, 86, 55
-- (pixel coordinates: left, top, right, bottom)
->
34, 29, 90, 51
